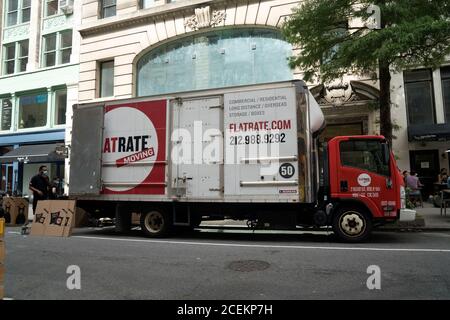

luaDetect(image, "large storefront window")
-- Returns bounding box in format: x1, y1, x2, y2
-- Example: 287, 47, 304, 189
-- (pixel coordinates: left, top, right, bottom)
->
0, 97, 13, 131
18, 93, 48, 129
137, 29, 293, 96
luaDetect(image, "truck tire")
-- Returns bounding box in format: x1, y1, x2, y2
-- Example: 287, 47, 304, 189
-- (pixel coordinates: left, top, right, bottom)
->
332, 206, 372, 242
140, 208, 172, 238
115, 211, 131, 233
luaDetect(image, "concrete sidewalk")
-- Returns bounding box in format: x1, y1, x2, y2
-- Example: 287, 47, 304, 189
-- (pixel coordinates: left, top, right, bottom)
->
384, 202, 450, 231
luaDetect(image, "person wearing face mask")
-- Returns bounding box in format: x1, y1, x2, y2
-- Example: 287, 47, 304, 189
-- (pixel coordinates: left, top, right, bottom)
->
29, 165, 51, 215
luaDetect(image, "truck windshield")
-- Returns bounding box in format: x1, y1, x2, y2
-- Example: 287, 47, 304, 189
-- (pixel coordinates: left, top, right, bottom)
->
340, 140, 390, 177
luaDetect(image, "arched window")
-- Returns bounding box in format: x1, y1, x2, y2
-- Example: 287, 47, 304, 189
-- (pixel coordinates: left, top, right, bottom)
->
136, 28, 293, 97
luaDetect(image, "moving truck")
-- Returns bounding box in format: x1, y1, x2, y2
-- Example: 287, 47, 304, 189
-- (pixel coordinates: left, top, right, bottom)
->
68, 80, 411, 242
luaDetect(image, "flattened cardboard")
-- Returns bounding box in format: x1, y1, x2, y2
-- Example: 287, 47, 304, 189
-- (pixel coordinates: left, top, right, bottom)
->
15, 198, 28, 224
74, 207, 89, 228
30, 201, 51, 236
65, 203, 77, 237
2, 198, 14, 224
51, 200, 76, 237
44, 207, 65, 237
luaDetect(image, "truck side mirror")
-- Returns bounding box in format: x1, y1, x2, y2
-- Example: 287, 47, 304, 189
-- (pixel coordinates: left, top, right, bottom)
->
382, 143, 390, 165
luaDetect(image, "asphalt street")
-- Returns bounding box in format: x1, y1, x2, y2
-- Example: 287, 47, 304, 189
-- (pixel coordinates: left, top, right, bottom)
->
2, 227, 450, 300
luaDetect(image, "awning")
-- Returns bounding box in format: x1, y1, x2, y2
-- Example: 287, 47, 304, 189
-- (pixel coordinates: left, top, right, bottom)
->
408, 123, 450, 142
0, 143, 66, 164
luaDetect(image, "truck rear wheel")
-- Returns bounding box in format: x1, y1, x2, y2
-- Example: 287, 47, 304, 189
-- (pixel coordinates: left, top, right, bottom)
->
332, 206, 372, 242
140, 208, 172, 238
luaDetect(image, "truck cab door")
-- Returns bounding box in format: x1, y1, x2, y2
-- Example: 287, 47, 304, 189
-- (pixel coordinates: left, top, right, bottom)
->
331, 139, 397, 218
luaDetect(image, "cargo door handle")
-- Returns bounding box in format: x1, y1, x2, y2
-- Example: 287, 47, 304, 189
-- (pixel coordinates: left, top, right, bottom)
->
340, 180, 348, 192
177, 176, 193, 183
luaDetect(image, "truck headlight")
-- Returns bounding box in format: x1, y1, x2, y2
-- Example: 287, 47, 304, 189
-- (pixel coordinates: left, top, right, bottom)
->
400, 186, 406, 209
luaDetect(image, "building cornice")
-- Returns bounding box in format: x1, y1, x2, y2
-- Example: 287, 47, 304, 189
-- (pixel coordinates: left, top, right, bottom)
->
78, 0, 235, 37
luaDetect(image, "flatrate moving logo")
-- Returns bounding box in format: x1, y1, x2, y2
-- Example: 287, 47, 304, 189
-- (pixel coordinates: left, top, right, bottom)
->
101, 106, 159, 193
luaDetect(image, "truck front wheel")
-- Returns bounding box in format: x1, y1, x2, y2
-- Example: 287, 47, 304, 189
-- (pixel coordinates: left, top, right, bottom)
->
140, 208, 172, 238
332, 207, 372, 242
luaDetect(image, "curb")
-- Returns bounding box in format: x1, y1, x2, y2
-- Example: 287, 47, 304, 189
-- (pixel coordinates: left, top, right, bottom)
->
377, 227, 450, 232
199, 224, 450, 232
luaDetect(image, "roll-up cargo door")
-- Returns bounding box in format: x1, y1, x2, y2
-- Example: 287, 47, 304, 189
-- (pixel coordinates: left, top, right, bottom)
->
69, 104, 104, 196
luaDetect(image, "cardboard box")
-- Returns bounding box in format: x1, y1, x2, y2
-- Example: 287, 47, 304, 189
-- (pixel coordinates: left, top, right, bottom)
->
15, 198, 28, 224
50, 200, 76, 237
74, 207, 89, 228
45, 210, 65, 237
2, 198, 14, 224
31, 200, 76, 237
2, 197, 29, 225
30, 201, 51, 237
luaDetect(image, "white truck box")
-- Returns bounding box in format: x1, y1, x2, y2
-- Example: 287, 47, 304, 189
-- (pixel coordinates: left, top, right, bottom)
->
69, 80, 324, 204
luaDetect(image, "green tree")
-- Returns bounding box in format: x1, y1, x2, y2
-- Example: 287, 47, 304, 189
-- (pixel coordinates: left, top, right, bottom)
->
282, 0, 450, 144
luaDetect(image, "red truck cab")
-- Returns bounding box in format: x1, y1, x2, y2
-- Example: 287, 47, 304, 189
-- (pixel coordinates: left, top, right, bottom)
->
324, 136, 407, 241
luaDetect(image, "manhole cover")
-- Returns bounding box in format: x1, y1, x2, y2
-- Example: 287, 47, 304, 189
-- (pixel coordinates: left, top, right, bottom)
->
227, 260, 270, 272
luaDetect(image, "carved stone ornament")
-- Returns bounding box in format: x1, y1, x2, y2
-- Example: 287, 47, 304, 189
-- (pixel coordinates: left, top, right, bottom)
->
4, 24, 30, 42
43, 15, 68, 32
312, 80, 380, 106
184, 6, 226, 30
324, 81, 352, 105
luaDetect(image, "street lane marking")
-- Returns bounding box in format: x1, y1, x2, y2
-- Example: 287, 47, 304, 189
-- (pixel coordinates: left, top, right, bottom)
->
73, 235, 450, 253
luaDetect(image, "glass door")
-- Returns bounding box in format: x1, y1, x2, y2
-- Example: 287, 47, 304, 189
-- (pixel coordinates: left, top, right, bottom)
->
1, 164, 13, 193
409, 150, 440, 198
